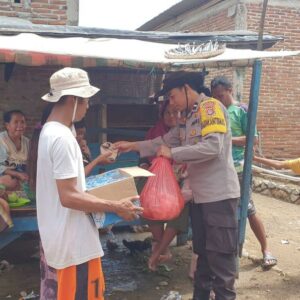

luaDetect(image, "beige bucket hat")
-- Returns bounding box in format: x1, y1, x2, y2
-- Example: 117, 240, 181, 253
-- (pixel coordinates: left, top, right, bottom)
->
42, 67, 100, 102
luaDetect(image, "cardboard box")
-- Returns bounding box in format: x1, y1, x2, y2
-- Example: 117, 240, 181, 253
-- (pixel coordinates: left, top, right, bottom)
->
86, 166, 153, 228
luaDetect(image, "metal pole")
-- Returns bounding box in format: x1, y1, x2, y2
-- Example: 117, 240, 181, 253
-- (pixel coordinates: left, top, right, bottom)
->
239, 59, 262, 251
257, 0, 269, 51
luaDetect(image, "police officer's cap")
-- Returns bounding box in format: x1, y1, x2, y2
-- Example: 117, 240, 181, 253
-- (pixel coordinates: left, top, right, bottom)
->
157, 71, 204, 97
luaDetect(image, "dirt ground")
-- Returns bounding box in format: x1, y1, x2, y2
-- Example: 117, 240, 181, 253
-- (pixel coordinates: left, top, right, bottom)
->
1, 193, 300, 300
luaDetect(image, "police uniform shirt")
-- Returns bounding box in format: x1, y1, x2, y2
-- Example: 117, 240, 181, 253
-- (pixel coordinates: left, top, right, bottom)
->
137, 97, 240, 204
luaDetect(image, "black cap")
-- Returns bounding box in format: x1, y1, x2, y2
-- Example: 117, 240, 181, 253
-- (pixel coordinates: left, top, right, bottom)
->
157, 71, 205, 97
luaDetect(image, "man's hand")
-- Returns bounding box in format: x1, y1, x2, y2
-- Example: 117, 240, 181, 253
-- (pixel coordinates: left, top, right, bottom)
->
95, 152, 114, 165
157, 145, 172, 159
114, 141, 137, 153
115, 196, 144, 221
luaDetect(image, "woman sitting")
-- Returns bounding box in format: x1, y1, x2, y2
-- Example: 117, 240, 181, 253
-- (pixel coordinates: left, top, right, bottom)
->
0, 110, 29, 189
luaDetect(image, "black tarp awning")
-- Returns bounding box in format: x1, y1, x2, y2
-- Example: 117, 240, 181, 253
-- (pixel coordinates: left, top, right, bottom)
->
0, 17, 282, 50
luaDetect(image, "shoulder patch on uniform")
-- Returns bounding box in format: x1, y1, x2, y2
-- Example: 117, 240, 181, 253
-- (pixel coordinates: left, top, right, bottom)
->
200, 98, 227, 136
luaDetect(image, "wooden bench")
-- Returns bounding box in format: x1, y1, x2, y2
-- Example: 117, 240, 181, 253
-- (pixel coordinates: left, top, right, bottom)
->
0, 205, 37, 250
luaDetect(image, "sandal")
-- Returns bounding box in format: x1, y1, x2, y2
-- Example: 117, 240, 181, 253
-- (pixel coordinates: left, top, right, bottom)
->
262, 252, 277, 269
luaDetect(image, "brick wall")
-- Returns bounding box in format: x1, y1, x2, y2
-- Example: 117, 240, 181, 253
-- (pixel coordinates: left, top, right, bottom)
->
157, 2, 236, 96
244, 3, 300, 159
184, 9, 235, 32
0, 0, 76, 25
157, 0, 236, 32
179, 9, 236, 95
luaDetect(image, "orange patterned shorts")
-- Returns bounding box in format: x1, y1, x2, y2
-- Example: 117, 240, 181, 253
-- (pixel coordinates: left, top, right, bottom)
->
56, 257, 105, 300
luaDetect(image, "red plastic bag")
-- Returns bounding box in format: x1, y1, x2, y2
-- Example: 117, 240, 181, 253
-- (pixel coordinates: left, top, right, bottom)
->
140, 157, 184, 220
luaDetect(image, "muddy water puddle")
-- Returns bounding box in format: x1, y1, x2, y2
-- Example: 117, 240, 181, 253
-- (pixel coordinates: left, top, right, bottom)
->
0, 230, 178, 299
101, 230, 153, 298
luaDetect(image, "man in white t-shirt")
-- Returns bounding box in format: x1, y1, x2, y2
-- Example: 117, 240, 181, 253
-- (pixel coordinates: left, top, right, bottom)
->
37, 67, 143, 300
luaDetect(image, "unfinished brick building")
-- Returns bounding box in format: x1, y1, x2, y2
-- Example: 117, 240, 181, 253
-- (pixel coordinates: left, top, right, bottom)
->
139, 0, 300, 159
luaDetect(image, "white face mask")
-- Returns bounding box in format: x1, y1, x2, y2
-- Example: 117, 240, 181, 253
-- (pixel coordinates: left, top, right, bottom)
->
71, 98, 78, 137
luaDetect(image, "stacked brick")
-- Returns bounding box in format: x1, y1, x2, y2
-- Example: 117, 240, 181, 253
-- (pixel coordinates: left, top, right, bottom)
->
0, 0, 68, 25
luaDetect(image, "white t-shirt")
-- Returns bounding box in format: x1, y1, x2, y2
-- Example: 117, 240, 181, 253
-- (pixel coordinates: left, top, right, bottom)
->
36, 122, 103, 269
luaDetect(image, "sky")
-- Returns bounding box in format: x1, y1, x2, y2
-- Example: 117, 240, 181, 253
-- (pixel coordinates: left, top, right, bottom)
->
79, 0, 182, 30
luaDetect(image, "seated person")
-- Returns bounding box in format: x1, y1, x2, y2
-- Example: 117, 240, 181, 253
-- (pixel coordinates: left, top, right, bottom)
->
0, 110, 29, 189
254, 155, 300, 175
74, 119, 113, 176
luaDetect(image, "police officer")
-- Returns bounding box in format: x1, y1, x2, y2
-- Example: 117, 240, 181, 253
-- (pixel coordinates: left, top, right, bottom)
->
115, 72, 240, 300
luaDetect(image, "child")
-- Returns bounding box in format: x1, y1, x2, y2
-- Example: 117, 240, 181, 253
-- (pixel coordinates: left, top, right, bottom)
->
74, 120, 113, 176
